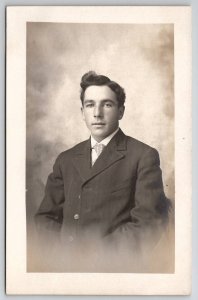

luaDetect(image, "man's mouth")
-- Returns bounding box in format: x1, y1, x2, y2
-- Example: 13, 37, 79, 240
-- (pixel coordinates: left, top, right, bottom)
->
92, 123, 105, 126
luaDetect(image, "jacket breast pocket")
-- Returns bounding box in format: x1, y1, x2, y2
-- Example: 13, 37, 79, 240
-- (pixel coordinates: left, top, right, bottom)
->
110, 177, 134, 194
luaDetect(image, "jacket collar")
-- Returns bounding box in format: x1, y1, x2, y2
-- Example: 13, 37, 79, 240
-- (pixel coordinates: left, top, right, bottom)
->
72, 129, 127, 184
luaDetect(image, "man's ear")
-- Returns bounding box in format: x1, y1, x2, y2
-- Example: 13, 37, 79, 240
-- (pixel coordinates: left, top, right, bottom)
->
118, 105, 125, 120
81, 106, 85, 120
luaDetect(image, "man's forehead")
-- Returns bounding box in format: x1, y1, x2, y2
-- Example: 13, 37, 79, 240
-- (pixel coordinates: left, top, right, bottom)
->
84, 85, 117, 101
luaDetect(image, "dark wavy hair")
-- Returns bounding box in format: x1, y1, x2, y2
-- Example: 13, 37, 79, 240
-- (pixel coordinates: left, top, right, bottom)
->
80, 71, 126, 107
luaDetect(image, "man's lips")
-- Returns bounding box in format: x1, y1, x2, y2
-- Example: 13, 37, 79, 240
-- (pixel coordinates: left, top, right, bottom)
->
92, 123, 105, 125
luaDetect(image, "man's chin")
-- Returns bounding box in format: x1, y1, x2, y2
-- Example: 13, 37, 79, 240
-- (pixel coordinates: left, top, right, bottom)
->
91, 131, 107, 142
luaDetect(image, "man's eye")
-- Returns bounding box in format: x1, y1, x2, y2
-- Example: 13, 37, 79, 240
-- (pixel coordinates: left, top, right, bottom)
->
86, 103, 94, 108
105, 103, 112, 107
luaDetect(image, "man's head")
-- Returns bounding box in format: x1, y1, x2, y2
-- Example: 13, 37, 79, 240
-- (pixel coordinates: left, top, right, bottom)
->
80, 71, 125, 107
80, 71, 125, 142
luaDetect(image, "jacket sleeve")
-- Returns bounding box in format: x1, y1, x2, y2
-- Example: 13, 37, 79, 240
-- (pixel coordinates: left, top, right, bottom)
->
34, 153, 65, 234
106, 147, 170, 253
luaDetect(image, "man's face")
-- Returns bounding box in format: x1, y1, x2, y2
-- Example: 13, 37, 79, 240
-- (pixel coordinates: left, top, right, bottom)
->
81, 85, 124, 142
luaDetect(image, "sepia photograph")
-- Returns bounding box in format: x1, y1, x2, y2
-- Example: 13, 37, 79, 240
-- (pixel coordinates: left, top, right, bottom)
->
6, 6, 191, 295
26, 22, 174, 273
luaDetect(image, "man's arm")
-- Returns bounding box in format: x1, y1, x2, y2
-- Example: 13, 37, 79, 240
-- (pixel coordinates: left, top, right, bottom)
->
106, 147, 171, 253
34, 154, 65, 234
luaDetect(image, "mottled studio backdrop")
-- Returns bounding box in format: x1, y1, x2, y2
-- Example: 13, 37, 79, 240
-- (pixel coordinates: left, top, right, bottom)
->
26, 23, 174, 225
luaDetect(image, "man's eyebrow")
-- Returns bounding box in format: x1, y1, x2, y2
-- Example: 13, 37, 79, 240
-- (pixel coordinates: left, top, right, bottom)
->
102, 99, 115, 103
83, 99, 116, 103
84, 99, 94, 103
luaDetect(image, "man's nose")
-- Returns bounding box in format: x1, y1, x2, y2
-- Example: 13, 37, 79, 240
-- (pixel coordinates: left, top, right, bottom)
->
94, 105, 103, 117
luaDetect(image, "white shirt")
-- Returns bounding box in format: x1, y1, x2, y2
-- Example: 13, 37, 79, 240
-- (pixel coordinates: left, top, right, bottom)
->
91, 128, 119, 165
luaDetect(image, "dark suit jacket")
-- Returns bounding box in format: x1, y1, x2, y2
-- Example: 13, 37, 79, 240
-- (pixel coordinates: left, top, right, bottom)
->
35, 129, 169, 261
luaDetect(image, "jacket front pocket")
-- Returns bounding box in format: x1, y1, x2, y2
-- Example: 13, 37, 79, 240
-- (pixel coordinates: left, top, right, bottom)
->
110, 178, 133, 194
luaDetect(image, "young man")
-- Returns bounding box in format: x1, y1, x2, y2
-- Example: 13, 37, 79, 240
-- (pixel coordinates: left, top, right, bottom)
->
35, 71, 170, 272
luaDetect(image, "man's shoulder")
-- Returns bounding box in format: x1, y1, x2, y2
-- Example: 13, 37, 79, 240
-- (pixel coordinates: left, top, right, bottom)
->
120, 132, 159, 162
56, 139, 89, 162
121, 134, 160, 167
120, 130, 156, 153
126, 135, 154, 151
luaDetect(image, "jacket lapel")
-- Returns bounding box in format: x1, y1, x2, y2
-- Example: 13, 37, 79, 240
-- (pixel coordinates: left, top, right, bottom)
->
72, 138, 92, 182
72, 129, 127, 184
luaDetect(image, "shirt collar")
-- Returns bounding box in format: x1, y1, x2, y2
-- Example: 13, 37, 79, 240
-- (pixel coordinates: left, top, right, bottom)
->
91, 128, 119, 148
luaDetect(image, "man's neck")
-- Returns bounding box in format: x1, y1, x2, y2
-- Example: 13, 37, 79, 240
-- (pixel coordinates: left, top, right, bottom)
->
91, 128, 119, 147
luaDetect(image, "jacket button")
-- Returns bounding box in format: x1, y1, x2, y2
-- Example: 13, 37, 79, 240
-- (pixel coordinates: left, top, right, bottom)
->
74, 214, 80, 220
